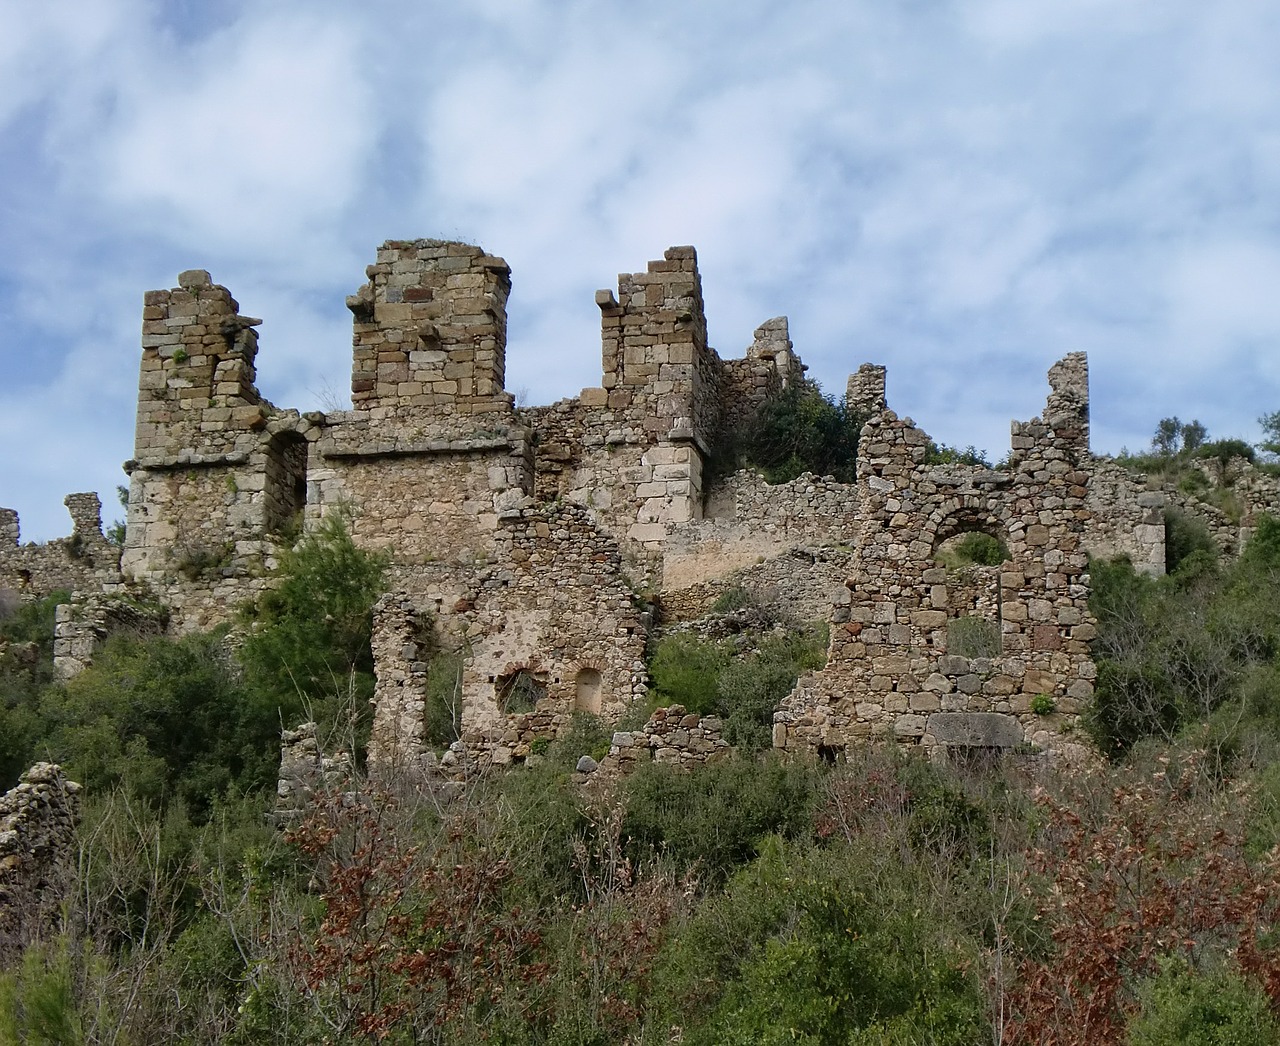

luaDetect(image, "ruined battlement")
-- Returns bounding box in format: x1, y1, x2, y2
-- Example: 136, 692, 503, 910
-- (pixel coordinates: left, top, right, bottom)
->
8, 239, 1280, 774
346, 240, 514, 423
0, 494, 121, 599
135, 269, 267, 466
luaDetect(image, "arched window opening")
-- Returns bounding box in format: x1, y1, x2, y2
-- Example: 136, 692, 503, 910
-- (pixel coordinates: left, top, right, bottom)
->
497, 668, 547, 714
574, 668, 603, 713
933, 526, 1007, 659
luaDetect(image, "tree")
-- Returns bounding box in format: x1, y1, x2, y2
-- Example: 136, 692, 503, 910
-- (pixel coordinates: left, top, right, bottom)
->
1152, 417, 1208, 458
1152, 417, 1183, 458
737, 379, 864, 484
1259, 410, 1280, 461
1180, 419, 1208, 454
237, 510, 388, 744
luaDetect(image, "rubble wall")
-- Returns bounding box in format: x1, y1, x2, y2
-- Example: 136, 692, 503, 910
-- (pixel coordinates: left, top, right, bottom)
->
24, 242, 1280, 772
0, 764, 80, 966
0, 495, 121, 599
776, 352, 1097, 763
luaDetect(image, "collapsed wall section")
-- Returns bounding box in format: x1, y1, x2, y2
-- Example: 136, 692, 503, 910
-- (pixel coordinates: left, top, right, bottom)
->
0, 764, 80, 966
0, 494, 121, 599
718, 317, 805, 433
524, 260, 809, 584
776, 353, 1097, 763
365, 501, 650, 773
662, 471, 863, 596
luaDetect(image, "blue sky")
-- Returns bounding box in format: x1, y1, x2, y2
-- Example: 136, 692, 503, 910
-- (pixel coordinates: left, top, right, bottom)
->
3, 0, 1280, 540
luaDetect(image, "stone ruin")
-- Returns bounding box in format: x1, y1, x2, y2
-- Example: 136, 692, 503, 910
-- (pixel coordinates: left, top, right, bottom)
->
5, 240, 1280, 776
0, 763, 81, 966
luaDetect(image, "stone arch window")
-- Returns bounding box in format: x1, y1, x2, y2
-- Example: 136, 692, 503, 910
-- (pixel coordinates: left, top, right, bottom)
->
496, 667, 547, 714
264, 431, 308, 536
933, 522, 1007, 659
574, 667, 603, 713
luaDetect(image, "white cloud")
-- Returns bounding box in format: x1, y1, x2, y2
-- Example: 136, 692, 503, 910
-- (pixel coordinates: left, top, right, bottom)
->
49, 9, 376, 255
5, 0, 1280, 536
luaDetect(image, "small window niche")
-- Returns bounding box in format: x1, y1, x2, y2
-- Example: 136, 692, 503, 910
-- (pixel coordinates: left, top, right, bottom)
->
574, 667, 603, 714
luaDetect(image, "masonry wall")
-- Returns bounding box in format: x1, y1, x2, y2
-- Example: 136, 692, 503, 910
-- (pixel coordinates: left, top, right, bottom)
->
122, 268, 304, 630
662, 471, 863, 594
307, 437, 531, 571
0, 494, 121, 599
365, 501, 650, 772
775, 353, 1097, 763
345, 240, 513, 423
457, 502, 649, 756
0, 764, 80, 967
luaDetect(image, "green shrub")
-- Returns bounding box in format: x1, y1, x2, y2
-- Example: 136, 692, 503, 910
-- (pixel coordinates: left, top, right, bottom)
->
489, 759, 592, 906
946, 616, 1001, 658
548, 710, 611, 766
733, 379, 864, 484
676, 838, 987, 1046
0, 937, 84, 1046
423, 651, 463, 747
1165, 508, 1216, 574
647, 634, 729, 714
954, 530, 1006, 566
620, 755, 820, 883
711, 584, 753, 614
38, 630, 275, 814
924, 442, 992, 468
0, 589, 68, 647
1126, 962, 1280, 1046
1030, 693, 1057, 715
649, 627, 826, 750
238, 510, 387, 745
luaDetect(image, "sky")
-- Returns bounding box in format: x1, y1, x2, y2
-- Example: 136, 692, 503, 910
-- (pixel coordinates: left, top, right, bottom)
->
2, 0, 1280, 540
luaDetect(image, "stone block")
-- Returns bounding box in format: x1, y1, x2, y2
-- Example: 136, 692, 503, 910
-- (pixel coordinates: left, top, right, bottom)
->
925, 712, 1024, 748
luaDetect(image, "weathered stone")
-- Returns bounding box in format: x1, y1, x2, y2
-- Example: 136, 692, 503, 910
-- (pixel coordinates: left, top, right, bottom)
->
926, 712, 1025, 748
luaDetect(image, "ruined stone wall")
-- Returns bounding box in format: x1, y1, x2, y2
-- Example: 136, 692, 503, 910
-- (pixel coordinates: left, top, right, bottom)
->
0, 764, 80, 966
1086, 455, 1280, 575
307, 433, 531, 571
345, 240, 513, 422
719, 317, 805, 434
14, 242, 1196, 776
1085, 457, 1167, 574
53, 595, 166, 679
461, 502, 649, 734
134, 269, 266, 462
599, 705, 730, 774
590, 247, 715, 555
0, 495, 121, 599
658, 544, 854, 626
272, 723, 351, 828
846, 364, 888, 415
367, 594, 434, 773
365, 501, 650, 773
776, 353, 1096, 764
123, 268, 304, 631
662, 471, 862, 594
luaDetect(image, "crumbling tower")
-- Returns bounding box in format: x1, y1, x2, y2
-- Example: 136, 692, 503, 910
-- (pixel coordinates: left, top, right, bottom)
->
345, 240, 514, 422
121, 269, 303, 625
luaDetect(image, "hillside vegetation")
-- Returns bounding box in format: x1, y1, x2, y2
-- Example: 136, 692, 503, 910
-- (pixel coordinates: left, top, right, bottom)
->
2, 419, 1280, 1042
